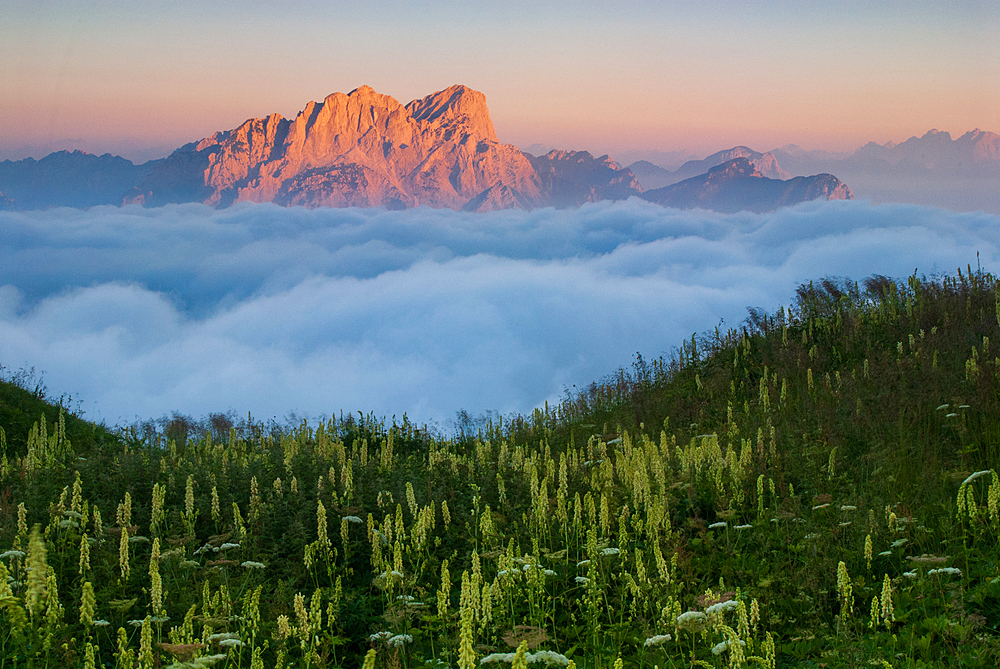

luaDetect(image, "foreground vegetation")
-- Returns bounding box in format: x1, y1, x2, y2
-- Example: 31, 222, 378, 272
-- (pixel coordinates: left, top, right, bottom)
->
2, 268, 1000, 668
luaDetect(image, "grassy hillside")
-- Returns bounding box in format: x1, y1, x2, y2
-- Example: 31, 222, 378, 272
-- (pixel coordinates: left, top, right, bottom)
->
0, 368, 118, 457
2, 269, 1000, 669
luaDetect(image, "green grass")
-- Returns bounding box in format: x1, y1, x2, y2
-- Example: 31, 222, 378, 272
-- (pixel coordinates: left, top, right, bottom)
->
2, 268, 1000, 668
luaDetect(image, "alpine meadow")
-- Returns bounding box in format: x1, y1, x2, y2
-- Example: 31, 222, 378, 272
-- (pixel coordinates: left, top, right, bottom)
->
4, 3, 1000, 668
2, 268, 1000, 668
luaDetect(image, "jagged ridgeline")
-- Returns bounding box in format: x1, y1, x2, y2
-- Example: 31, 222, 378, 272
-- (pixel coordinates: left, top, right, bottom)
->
2, 270, 1000, 668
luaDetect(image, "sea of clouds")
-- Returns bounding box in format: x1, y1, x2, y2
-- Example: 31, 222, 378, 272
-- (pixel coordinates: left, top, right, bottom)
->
1, 198, 997, 429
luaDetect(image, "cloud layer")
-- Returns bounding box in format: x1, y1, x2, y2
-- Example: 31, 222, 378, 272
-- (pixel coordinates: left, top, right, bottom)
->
1, 198, 997, 428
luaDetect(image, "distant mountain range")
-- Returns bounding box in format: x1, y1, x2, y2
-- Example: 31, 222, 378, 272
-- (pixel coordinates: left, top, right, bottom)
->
641, 157, 851, 213
626, 129, 1000, 214
32, 84, 1000, 214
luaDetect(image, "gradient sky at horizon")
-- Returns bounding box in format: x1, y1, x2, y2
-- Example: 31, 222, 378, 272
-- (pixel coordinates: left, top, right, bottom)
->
2, 1, 998, 162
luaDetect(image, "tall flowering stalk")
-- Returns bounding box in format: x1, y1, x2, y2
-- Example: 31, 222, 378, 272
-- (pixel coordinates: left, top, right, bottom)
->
457, 571, 477, 669
836, 561, 853, 627
149, 538, 162, 616
80, 581, 96, 627
183, 475, 197, 535
25, 526, 48, 623
880, 574, 894, 629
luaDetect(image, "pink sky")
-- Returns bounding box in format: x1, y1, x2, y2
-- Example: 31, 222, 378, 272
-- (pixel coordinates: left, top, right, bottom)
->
2, 1, 998, 162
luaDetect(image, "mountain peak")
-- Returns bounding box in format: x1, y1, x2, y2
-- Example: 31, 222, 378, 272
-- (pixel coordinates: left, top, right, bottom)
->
921, 129, 952, 141
406, 84, 497, 143
707, 156, 764, 179
125, 84, 535, 210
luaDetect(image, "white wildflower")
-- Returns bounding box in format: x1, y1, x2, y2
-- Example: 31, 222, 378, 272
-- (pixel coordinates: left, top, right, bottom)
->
543, 569, 557, 577
369, 631, 393, 643
708, 522, 727, 529
0, 550, 26, 560
574, 576, 590, 584
675, 611, 709, 632
576, 560, 591, 567
600, 548, 620, 556
342, 515, 364, 524
812, 503, 830, 510
219, 543, 240, 551
240, 561, 266, 569
840, 505, 857, 511
480, 653, 516, 664
219, 638, 243, 648
529, 650, 570, 665
891, 538, 908, 548
705, 600, 739, 615
927, 567, 962, 576
388, 634, 413, 647
734, 524, 753, 530
644, 634, 672, 647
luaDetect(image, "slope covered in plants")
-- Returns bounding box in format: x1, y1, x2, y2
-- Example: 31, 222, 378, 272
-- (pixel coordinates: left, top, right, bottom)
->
1, 269, 999, 668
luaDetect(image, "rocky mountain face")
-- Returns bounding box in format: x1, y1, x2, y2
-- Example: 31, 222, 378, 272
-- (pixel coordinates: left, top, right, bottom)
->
641, 158, 852, 213
125, 85, 542, 211
525, 150, 642, 207
0, 150, 157, 209
0, 191, 14, 210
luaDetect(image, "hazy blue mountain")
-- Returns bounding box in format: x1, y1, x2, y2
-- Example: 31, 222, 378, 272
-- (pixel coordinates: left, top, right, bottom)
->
625, 160, 674, 190
0, 150, 158, 209
641, 157, 852, 213
524, 150, 643, 207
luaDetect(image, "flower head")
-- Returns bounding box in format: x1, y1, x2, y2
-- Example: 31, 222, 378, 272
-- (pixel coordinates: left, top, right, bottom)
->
675, 611, 709, 632
643, 634, 672, 647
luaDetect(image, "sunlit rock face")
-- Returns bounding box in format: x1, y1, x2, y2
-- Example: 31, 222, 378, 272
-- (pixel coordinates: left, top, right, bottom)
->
126, 85, 542, 210
641, 157, 853, 213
